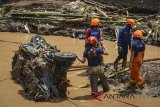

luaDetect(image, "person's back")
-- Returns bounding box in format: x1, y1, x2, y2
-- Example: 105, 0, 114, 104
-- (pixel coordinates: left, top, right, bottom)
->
84, 47, 103, 66
76, 36, 109, 98
85, 18, 103, 47
118, 25, 131, 48
132, 39, 145, 59
86, 27, 101, 41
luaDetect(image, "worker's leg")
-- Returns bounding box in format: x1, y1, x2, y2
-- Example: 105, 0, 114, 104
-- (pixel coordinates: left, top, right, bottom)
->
122, 59, 127, 69
114, 46, 124, 69
90, 74, 98, 93
122, 49, 128, 69
99, 55, 104, 65
130, 62, 137, 87
89, 67, 99, 93
114, 55, 122, 69
134, 61, 144, 89
130, 60, 144, 89
99, 74, 110, 92
91, 65, 109, 92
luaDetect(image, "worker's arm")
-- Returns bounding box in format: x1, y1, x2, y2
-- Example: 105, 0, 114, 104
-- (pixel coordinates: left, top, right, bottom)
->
117, 28, 124, 53
128, 31, 132, 49
76, 56, 87, 63
99, 29, 108, 55
129, 42, 137, 69
117, 28, 123, 47
99, 28, 103, 46
85, 29, 90, 39
101, 45, 109, 55
85, 28, 90, 43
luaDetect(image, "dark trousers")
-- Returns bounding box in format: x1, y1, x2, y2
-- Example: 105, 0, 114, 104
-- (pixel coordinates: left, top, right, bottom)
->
114, 48, 128, 69
89, 65, 110, 93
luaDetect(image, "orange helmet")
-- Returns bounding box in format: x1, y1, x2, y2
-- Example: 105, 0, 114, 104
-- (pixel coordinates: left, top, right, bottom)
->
133, 30, 143, 38
87, 36, 97, 44
127, 19, 136, 26
90, 18, 100, 26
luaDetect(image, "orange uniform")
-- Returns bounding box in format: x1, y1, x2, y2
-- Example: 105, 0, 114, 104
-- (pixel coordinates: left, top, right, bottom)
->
130, 30, 145, 89
130, 51, 144, 88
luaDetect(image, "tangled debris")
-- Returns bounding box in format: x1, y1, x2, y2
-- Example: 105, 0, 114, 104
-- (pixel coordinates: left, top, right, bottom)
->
11, 35, 76, 101
79, 62, 160, 97
105, 62, 160, 97
141, 63, 160, 97
0, 0, 160, 46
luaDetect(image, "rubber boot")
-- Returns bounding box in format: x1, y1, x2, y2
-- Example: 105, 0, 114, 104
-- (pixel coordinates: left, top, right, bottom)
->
137, 81, 144, 89
122, 60, 127, 69
126, 81, 138, 91
114, 58, 120, 69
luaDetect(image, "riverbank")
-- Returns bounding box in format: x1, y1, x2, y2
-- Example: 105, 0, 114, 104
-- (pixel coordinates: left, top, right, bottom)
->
0, 0, 160, 46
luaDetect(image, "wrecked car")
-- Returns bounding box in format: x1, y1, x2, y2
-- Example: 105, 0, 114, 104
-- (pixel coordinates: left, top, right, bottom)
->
11, 35, 76, 101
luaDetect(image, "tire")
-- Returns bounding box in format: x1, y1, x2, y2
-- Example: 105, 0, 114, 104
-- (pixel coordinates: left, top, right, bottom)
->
30, 35, 46, 45
53, 52, 76, 63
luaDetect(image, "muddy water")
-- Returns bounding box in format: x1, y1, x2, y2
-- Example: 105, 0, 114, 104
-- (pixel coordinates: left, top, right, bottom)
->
0, 32, 160, 107
0, 32, 160, 65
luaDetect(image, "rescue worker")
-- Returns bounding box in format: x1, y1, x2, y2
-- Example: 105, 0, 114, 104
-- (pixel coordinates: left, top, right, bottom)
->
77, 36, 110, 98
129, 30, 145, 89
114, 19, 136, 69
85, 18, 106, 65
85, 18, 104, 48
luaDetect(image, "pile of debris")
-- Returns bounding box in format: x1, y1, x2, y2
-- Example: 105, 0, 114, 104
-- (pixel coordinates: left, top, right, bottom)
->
79, 60, 160, 97
11, 35, 76, 101
141, 63, 160, 97
106, 62, 160, 97
0, 0, 160, 46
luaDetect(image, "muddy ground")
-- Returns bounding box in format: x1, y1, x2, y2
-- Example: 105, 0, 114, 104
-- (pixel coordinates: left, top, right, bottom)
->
0, 32, 160, 107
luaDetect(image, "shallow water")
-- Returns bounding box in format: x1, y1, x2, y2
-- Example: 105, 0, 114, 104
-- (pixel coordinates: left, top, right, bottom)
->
0, 32, 160, 107
0, 32, 160, 65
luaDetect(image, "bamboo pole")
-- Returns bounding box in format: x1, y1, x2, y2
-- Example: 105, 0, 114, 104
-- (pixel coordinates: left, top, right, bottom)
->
77, 58, 160, 88
10, 12, 84, 18
79, 68, 130, 88
9, 16, 85, 23
71, 58, 160, 68
69, 58, 160, 71
94, 6, 108, 18
106, 68, 130, 78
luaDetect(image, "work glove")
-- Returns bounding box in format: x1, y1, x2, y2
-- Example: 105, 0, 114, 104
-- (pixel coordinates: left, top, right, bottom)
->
118, 46, 123, 53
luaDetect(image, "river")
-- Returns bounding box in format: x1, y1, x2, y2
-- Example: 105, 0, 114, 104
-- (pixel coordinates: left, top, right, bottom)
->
0, 32, 160, 107
0, 32, 159, 65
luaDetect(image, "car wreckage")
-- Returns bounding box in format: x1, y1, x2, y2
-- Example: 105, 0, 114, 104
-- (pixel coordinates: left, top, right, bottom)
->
11, 35, 76, 101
